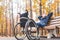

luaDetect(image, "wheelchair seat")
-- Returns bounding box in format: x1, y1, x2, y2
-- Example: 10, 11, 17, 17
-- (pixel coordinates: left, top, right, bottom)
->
20, 17, 28, 27
20, 17, 35, 27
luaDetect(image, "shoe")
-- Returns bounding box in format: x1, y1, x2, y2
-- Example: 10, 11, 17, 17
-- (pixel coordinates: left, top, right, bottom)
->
47, 33, 52, 38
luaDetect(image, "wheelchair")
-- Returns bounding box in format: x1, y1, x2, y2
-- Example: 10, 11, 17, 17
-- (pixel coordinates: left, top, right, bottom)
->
14, 17, 40, 40
14, 12, 53, 40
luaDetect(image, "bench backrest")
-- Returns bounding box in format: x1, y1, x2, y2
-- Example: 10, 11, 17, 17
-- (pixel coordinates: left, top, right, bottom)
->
50, 16, 60, 27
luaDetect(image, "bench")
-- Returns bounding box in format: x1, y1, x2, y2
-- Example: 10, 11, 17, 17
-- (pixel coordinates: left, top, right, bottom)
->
28, 16, 60, 38
43, 16, 60, 38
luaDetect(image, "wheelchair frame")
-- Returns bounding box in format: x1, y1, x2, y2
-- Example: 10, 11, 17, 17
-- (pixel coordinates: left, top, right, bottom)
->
14, 17, 40, 40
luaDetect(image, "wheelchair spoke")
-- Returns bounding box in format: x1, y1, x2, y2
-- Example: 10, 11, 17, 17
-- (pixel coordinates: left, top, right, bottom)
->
14, 23, 26, 40
25, 19, 40, 40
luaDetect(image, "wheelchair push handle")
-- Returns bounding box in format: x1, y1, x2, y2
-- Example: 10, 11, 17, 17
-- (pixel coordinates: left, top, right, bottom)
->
20, 17, 29, 20
18, 13, 20, 15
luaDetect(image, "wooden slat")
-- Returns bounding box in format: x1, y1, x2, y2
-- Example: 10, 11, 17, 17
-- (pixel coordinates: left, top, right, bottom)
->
51, 19, 60, 21
50, 16, 60, 26
55, 16, 60, 19
44, 16, 60, 36
50, 21, 60, 24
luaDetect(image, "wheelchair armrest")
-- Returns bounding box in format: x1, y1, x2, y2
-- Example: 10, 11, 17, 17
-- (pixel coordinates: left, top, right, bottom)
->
20, 17, 29, 20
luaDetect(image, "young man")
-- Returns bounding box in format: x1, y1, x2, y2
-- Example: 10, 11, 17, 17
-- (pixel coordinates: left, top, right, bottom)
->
36, 12, 53, 28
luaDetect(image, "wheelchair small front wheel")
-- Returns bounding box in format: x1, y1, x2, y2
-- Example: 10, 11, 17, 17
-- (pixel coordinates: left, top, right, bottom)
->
14, 23, 26, 40
25, 19, 40, 40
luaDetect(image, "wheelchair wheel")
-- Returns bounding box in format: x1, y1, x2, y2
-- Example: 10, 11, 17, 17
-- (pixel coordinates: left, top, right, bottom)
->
14, 23, 26, 40
25, 19, 40, 40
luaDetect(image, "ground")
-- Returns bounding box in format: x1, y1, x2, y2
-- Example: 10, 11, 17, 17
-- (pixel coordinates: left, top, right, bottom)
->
0, 37, 60, 40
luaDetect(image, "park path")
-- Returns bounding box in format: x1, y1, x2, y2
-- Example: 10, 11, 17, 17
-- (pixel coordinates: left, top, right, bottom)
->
0, 37, 60, 40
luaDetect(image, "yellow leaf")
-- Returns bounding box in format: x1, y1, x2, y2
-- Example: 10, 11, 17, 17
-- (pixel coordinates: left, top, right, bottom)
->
0, 0, 3, 2
33, 5, 37, 8
41, 0, 47, 5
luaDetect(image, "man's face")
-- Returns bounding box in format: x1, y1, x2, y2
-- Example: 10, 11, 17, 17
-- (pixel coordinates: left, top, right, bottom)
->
25, 11, 27, 13
42, 14, 46, 18
25, 10, 28, 14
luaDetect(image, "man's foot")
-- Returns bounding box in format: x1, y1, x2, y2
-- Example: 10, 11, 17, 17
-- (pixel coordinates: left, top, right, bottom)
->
47, 33, 53, 38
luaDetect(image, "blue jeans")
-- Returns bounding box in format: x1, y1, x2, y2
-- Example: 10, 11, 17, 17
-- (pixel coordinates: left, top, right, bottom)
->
36, 22, 46, 28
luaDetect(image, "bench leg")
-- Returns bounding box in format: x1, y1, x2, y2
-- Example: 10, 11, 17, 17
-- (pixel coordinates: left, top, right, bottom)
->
40, 28, 43, 35
53, 29, 57, 37
47, 29, 57, 38
47, 30, 53, 38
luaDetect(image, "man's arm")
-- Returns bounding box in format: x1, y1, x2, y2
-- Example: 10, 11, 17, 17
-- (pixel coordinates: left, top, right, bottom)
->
38, 16, 42, 20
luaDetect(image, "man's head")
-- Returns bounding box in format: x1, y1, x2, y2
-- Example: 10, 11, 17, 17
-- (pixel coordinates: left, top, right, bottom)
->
25, 10, 28, 13
42, 13, 46, 18
42, 10, 46, 18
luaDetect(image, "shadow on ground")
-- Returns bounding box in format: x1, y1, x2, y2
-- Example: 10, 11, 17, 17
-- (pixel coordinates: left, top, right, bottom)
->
0, 37, 60, 40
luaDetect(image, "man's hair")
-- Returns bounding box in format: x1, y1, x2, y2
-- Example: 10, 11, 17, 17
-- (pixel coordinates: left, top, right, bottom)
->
25, 10, 28, 13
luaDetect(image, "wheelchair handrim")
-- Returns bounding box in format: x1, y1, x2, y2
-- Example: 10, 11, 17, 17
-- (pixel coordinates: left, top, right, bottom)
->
25, 19, 40, 40
14, 23, 26, 40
